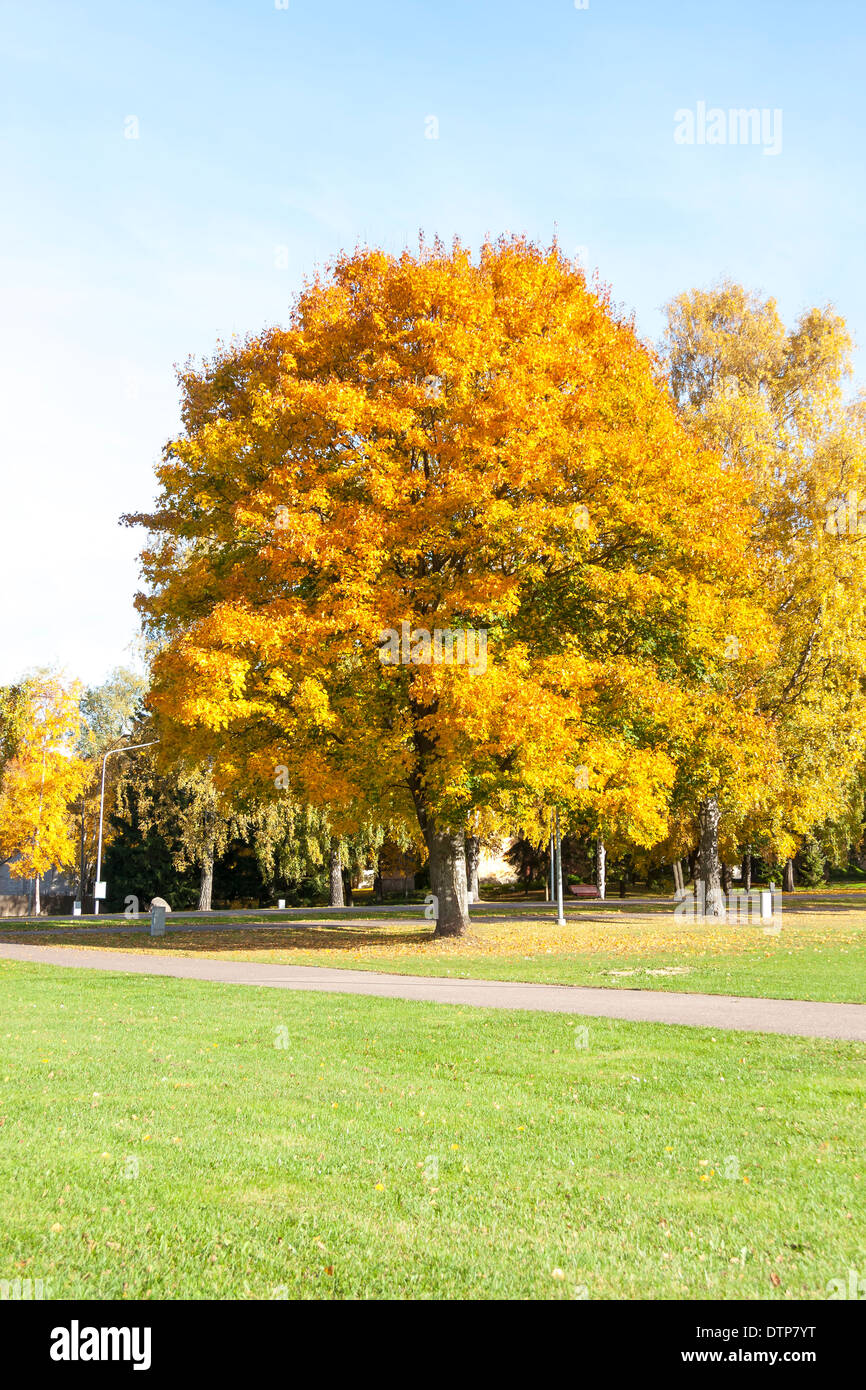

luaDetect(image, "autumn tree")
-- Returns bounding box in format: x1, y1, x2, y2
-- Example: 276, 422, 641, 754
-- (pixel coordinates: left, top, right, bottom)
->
0, 682, 28, 774
128, 237, 763, 935
663, 282, 866, 906
0, 673, 88, 913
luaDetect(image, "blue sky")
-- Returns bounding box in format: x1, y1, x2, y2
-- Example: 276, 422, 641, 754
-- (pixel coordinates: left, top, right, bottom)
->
1, 0, 864, 685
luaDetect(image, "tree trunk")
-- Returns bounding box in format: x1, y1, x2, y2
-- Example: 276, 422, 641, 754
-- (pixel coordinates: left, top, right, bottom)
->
672, 858, 683, 895
198, 845, 214, 911
465, 834, 481, 902
697, 797, 725, 918
342, 868, 353, 906
329, 838, 345, 907
783, 857, 795, 893
409, 727, 469, 936
596, 837, 606, 900
687, 848, 698, 885
422, 827, 468, 936
720, 861, 731, 896
742, 848, 752, 893
33, 875, 41, 916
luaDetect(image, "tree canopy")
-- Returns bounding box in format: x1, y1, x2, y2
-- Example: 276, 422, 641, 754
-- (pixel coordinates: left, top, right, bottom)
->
0, 673, 88, 912
127, 237, 764, 933
663, 281, 866, 906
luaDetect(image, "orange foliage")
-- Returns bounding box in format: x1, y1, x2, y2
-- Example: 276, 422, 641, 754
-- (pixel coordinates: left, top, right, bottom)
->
127, 237, 771, 930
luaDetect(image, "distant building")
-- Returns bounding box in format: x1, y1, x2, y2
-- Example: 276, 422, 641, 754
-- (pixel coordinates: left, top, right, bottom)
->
0, 860, 75, 917
477, 842, 516, 885
374, 838, 518, 897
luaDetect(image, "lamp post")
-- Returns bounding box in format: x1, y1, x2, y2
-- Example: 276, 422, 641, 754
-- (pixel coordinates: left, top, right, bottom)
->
93, 741, 158, 915
554, 806, 566, 927
548, 831, 555, 904
78, 795, 86, 902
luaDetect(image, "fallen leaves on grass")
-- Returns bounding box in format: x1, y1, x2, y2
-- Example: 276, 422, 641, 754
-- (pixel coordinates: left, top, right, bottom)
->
3, 911, 862, 972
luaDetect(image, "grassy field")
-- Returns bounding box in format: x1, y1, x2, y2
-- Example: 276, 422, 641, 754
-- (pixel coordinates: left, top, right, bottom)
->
1, 958, 864, 1300
8, 907, 866, 1002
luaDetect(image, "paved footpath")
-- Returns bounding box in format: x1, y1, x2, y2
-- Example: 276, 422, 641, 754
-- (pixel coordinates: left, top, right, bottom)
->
1, 942, 865, 1041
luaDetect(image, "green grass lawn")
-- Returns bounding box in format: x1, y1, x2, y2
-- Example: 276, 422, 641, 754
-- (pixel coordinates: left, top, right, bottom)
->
1, 958, 864, 1300
288, 936, 866, 1004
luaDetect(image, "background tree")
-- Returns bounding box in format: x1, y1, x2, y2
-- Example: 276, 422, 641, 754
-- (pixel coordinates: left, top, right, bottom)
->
78, 667, 148, 758
104, 756, 201, 911
0, 673, 88, 913
0, 682, 28, 776
75, 666, 148, 902
663, 282, 866, 906
111, 741, 246, 912
171, 762, 245, 911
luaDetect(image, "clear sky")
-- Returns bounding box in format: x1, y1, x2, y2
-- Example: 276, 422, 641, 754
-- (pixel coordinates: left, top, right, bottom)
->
1, 0, 863, 686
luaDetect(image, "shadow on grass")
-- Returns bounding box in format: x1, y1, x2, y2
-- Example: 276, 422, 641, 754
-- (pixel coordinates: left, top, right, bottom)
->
0, 924, 438, 953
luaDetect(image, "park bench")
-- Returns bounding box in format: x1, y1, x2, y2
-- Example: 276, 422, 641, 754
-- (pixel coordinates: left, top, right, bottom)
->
568, 883, 600, 899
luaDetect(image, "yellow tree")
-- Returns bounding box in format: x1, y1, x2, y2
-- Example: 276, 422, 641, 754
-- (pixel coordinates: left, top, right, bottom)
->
127, 237, 765, 935
0, 682, 29, 780
664, 283, 866, 900
0, 674, 89, 914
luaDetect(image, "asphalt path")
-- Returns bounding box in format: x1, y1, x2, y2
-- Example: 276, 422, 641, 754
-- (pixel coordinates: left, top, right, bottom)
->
1, 942, 864, 1041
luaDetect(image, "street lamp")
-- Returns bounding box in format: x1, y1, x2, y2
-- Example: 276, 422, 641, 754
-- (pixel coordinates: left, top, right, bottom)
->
554, 806, 566, 927
93, 740, 158, 915
548, 831, 555, 904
